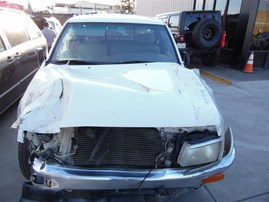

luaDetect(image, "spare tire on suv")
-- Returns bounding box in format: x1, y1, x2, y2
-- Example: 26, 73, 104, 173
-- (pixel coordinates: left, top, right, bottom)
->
156, 10, 225, 66
192, 18, 222, 49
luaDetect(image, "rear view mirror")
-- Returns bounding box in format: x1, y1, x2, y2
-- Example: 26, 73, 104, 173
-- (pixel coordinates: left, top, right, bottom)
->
36, 48, 45, 66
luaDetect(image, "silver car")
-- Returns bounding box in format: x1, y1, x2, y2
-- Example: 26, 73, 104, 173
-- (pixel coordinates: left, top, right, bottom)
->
0, 7, 47, 115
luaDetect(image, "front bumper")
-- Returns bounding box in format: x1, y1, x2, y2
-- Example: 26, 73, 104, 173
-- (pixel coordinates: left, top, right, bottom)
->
30, 127, 234, 191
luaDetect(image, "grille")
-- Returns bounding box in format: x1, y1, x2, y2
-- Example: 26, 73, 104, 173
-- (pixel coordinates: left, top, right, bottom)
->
73, 127, 162, 168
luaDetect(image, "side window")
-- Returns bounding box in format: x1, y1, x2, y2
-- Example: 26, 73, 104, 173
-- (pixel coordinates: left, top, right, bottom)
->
0, 36, 6, 53
169, 15, 179, 28
183, 14, 198, 31
25, 16, 42, 39
2, 14, 30, 47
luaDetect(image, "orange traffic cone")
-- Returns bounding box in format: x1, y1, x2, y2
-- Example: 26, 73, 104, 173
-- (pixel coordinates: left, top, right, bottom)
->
243, 51, 254, 73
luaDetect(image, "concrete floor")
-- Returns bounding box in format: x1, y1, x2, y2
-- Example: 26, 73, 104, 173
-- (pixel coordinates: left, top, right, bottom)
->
196, 64, 269, 202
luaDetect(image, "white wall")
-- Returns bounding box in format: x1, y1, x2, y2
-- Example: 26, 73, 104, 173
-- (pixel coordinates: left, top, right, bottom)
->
53, 1, 112, 14
136, 0, 193, 16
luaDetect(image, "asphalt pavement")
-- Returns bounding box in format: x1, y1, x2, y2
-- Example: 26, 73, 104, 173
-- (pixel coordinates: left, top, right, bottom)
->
0, 63, 268, 202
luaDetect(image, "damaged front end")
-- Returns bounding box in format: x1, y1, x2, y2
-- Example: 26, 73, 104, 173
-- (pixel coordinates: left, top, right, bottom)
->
17, 125, 234, 191
13, 64, 234, 199
13, 14, 236, 201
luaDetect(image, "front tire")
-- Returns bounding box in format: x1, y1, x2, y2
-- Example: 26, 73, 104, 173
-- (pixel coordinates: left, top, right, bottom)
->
18, 138, 32, 179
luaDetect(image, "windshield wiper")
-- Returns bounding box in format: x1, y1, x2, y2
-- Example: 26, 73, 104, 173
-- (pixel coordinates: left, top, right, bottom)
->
54, 59, 103, 65
115, 60, 154, 64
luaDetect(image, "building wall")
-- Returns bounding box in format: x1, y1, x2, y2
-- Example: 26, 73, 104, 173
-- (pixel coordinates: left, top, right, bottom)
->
52, 1, 113, 14
136, 0, 193, 16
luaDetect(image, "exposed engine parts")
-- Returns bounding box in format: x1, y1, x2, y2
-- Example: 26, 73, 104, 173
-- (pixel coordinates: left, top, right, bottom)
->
24, 127, 219, 170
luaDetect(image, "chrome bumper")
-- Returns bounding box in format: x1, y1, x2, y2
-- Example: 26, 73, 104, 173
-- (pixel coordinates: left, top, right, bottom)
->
32, 127, 235, 191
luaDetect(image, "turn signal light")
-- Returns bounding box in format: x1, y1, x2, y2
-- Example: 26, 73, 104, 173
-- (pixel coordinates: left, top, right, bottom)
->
202, 173, 224, 184
177, 34, 185, 43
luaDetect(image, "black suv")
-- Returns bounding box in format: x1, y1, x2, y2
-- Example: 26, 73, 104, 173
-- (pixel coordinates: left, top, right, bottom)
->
156, 10, 225, 66
0, 7, 47, 114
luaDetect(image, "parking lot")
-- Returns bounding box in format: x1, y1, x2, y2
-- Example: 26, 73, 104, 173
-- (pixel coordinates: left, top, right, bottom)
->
0, 64, 268, 202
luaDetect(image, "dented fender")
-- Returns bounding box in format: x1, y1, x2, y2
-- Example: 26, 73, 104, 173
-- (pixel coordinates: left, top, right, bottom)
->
13, 75, 64, 142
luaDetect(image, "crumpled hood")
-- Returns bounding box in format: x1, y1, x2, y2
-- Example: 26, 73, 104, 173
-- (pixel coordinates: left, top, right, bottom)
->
13, 62, 222, 135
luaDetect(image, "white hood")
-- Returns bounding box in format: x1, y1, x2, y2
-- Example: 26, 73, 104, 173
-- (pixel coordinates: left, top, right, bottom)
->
13, 62, 222, 135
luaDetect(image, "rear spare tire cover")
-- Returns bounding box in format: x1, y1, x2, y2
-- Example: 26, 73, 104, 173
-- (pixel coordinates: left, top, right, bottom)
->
192, 18, 221, 49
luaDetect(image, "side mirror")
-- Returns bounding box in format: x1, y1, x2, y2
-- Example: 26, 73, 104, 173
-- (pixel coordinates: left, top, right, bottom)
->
182, 51, 190, 66
36, 48, 45, 66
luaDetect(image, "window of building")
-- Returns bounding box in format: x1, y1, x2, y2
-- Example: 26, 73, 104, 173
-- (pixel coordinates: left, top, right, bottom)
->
216, 0, 242, 49
251, 0, 269, 50
227, 0, 241, 14
204, 0, 215, 10
195, 0, 204, 10
215, 0, 227, 14
195, 0, 216, 10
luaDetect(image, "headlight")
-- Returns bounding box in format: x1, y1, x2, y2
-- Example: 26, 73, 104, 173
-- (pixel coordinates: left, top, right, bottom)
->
177, 138, 221, 167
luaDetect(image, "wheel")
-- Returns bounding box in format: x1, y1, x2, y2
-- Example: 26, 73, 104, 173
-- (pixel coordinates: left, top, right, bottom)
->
201, 51, 220, 66
18, 138, 32, 179
192, 19, 222, 49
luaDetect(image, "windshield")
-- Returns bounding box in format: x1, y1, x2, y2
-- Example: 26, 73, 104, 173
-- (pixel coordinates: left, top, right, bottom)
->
50, 23, 179, 65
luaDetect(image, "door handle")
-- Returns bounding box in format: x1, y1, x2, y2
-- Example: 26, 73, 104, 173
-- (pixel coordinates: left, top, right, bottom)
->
7, 56, 14, 62
14, 52, 21, 58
